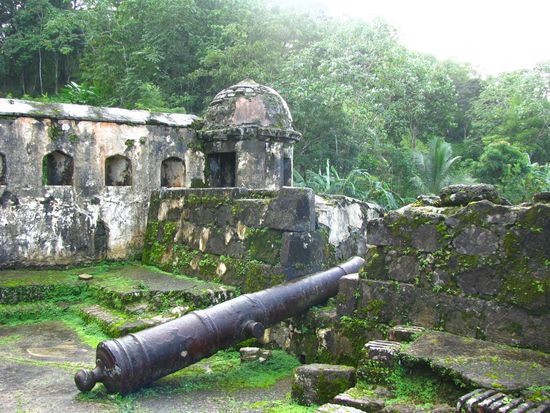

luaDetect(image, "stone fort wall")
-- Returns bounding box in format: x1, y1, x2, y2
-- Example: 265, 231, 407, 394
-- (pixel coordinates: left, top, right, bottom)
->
0, 98, 202, 266
337, 189, 550, 352
142, 187, 382, 292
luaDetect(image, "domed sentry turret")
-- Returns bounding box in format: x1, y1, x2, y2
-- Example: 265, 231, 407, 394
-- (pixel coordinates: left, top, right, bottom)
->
200, 80, 301, 189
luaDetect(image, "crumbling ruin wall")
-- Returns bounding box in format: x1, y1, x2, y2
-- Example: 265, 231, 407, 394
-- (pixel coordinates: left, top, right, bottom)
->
142, 188, 381, 292
0, 99, 202, 267
337, 188, 550, 352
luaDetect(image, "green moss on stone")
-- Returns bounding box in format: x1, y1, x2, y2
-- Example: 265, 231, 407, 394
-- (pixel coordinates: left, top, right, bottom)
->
246, 228, 282, 265
360, 248, 386, 279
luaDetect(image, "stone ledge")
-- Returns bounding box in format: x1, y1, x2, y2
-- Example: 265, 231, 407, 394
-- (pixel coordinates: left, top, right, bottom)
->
0, 98, 197, 126
402, 331, 550, 392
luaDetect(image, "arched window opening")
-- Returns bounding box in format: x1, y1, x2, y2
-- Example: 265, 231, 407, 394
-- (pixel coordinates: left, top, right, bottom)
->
0, 153, 6, 185
43, 150, 73, 185
105, 155, 132, 186
161, 157, 185, 188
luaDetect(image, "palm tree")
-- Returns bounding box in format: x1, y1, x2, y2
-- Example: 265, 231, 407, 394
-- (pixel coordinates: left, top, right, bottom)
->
412, 137, 462, 195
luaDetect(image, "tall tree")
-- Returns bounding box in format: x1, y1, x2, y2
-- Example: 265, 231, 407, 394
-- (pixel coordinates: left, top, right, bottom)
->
469, 63, 550, 163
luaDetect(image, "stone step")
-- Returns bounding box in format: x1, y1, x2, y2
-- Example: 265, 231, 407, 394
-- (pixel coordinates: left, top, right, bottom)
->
357, 340, 401, 383
0, 268, 85, 304
89, 264, 236, 311
79, 304, 174, 337
0, 263, 236, 311
332, 386, 391, 412
401, 331, 550, 392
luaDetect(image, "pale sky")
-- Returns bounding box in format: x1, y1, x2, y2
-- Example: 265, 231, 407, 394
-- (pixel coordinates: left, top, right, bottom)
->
279, 0, 550, 76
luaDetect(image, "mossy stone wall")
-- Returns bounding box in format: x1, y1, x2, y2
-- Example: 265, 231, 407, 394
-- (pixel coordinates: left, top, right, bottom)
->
142, 187, 339, 292
338, 200, 550, 352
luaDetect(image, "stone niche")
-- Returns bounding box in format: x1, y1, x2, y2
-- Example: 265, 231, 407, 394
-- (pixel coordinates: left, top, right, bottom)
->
200, 80, 302, 190
337, 187, 550, 352
0, 98, 200, 267
142, 188, 381, 292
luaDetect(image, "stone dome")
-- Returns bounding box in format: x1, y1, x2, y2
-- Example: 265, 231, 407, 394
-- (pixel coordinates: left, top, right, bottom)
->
203, 80, 295, 131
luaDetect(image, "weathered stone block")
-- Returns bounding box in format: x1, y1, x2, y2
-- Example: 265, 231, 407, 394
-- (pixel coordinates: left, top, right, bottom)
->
367, 219, 405, 247
281, 231, 324, 271
316, 403, 364, 413
453, 226, 499, 256
387, 325, 425, 342
336, 273, 360, 317
263, 187, 315, 232
358, 340, 401, 383
411, 223, 443, 252
440, 184, 507, 206
333, 386, 392, 412
456, 267, 501, 297
339, 278, 549, 352
533, 191, 550, 204
291, 364, 356, 406
233, 199, 270, 227
387, 254, 419, 283
239, 347, 272, 363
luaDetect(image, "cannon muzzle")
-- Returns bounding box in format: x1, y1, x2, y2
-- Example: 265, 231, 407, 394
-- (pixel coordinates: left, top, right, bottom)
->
75, 256, 364, 394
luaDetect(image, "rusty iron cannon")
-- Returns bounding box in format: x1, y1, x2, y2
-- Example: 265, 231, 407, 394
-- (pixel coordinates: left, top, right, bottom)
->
74, 256, 364, 394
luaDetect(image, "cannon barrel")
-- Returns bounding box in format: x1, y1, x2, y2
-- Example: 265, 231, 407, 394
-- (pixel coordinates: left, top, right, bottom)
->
74, 256, 364, 394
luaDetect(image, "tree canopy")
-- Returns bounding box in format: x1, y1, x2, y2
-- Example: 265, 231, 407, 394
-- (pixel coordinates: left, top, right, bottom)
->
1, 0, 548, 206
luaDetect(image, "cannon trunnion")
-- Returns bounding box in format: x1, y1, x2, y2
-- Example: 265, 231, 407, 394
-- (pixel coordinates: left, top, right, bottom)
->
74, 256, 364, 394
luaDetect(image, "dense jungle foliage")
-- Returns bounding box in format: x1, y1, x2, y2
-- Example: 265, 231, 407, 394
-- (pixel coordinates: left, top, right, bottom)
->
1, 0, 548, 207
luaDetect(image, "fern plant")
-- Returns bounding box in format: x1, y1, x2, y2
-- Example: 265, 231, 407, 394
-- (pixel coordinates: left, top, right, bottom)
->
294, 159, 404, 210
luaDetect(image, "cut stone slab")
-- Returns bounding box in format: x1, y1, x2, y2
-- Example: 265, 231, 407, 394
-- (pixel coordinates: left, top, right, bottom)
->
240, 347, 272, 363
402, 331, 550, 392
317, 403, 364, 412
79, 304, 176, 337
333, 386, 392, 412
388, 325, 425, 342
292, 363, 356, 405
439, 184, 508, 206
358, 340, 401, 383
457, 388, 550, 413
80, 304, 123, 326
382, 404, 454, 412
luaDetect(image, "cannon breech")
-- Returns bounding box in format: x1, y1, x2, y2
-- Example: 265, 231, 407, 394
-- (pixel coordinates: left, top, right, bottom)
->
74, 256, 364, 394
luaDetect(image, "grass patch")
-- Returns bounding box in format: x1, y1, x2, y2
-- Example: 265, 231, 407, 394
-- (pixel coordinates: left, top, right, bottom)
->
384, 364, 465, 406
158, 349, 300, 392
0, 304, 109, 348
241, 397, 317, 413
